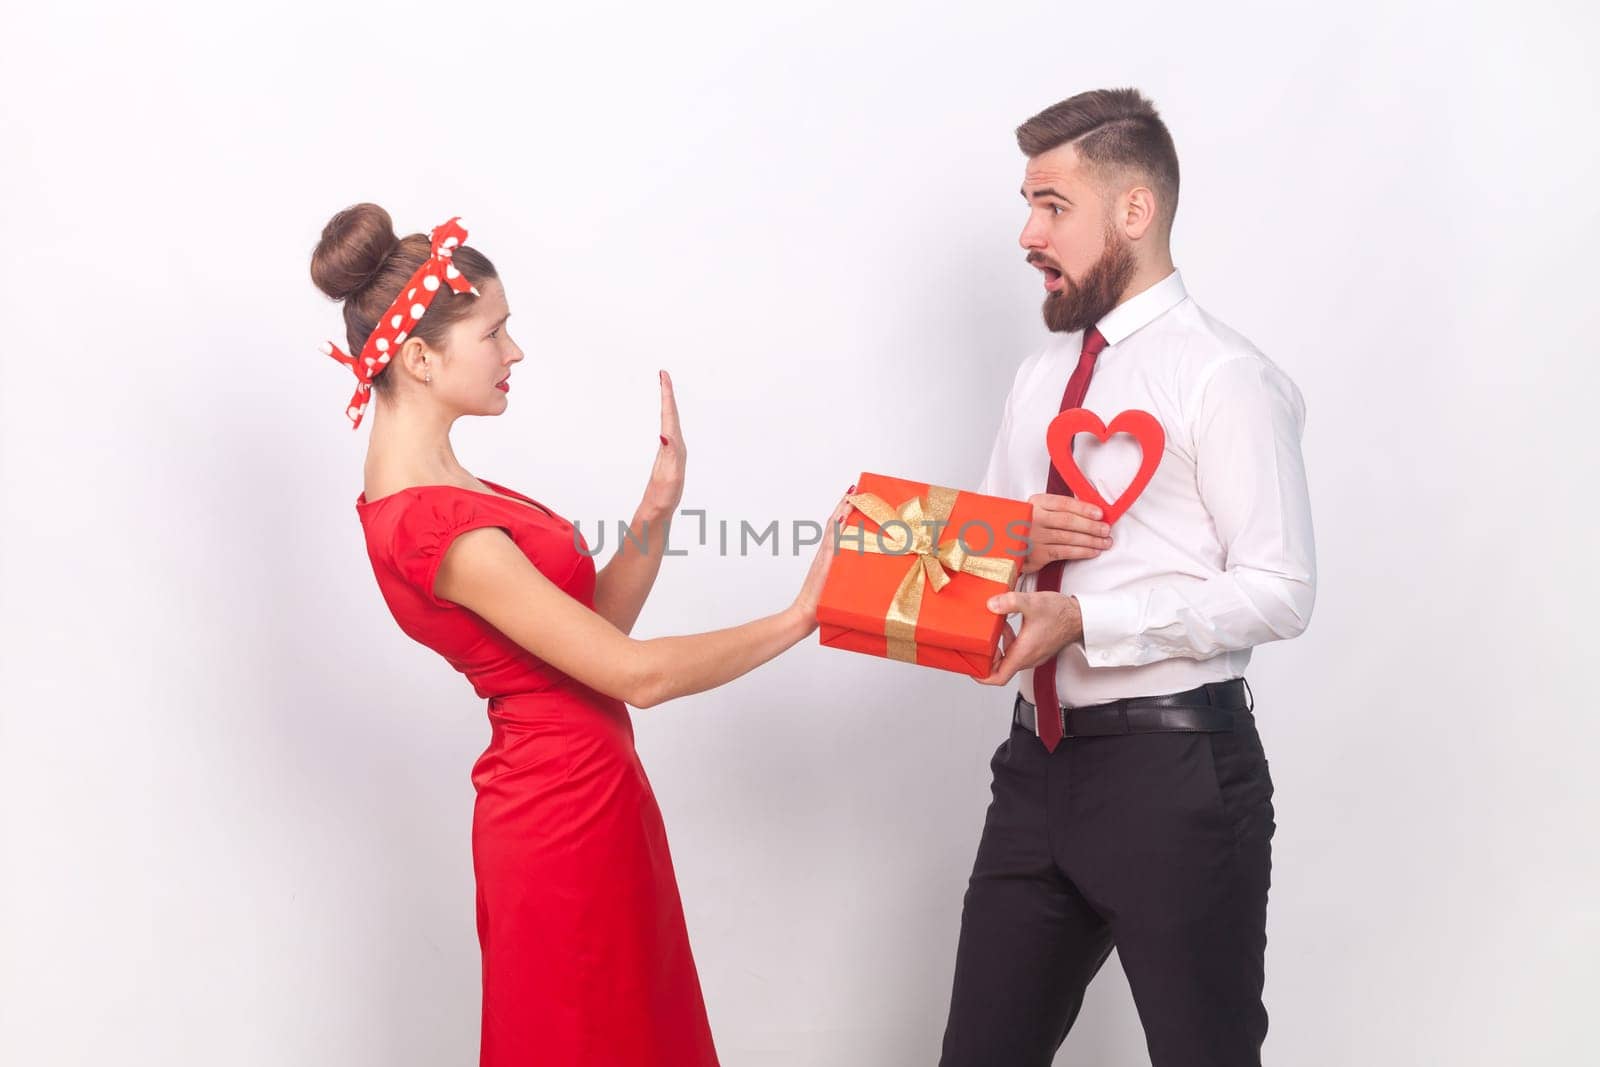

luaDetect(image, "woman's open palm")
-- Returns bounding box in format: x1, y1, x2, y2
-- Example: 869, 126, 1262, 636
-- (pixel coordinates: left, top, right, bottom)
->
643, 370, 687, 517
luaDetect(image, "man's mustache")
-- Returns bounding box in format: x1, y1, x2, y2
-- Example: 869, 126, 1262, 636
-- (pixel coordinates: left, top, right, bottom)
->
1027, 253, 1063, 273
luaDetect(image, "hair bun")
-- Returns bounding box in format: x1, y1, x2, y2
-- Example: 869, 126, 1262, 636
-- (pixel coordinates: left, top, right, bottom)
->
310, 203, 401, 300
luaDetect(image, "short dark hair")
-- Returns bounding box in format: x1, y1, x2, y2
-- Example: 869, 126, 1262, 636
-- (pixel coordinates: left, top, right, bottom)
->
1017, 88, 1180, 233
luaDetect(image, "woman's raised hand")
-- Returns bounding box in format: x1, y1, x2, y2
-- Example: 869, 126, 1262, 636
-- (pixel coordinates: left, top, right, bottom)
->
641, 370, 687, 519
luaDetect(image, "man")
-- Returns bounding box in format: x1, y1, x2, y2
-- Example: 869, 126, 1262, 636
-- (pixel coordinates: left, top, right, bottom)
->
943, 88, 1316, 1066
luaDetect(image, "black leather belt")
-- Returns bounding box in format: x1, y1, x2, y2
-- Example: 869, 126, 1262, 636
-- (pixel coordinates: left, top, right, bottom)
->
1013, 678, 1251, 739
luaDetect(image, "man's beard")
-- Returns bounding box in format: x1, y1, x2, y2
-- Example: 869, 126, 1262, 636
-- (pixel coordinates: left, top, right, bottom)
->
1038, 227, 1137, 334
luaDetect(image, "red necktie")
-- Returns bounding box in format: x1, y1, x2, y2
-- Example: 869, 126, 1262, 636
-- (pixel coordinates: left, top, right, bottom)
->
1030, 326, 1107, 752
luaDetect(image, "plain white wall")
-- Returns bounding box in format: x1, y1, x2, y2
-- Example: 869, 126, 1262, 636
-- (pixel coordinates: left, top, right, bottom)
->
3, 1, 1595, 1063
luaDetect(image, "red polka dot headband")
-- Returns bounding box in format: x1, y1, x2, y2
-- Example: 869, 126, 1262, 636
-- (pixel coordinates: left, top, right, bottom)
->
319, 216, 480, 429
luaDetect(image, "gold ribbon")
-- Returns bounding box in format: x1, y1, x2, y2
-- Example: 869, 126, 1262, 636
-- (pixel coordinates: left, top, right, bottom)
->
842, 486, 1018, 664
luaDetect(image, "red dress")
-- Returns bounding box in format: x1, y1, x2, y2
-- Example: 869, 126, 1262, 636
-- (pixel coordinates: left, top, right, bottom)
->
355, 479, 720, 1067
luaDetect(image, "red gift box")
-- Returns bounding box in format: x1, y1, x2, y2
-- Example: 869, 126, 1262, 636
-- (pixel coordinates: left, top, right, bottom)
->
817, 472, 1031, 677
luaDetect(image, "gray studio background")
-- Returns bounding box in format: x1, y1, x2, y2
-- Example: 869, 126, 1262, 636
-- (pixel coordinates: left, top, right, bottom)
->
3, 1, 1595, 1063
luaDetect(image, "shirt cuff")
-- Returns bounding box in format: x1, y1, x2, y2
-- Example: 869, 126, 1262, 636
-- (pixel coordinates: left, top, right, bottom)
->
1073, 590, 1145, 668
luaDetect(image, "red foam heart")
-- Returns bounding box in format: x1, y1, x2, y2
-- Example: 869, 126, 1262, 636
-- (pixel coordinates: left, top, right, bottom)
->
1045, 408, 1165, 524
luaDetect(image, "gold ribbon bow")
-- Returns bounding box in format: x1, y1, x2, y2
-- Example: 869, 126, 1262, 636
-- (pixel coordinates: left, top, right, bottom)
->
843, 485, 1019, 664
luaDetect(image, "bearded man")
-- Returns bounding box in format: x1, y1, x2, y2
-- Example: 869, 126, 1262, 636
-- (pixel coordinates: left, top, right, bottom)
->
942, 88, 1318, 1067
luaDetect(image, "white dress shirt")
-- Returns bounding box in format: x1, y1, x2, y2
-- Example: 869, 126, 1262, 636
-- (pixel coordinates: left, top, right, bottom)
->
977, 270, 1316, 708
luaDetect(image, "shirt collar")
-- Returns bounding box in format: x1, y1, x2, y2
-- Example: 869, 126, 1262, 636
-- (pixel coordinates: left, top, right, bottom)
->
1095, 269, 1187, 346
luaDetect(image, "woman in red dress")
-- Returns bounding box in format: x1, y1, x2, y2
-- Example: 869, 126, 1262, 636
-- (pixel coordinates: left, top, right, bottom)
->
310, 204, 847, 1066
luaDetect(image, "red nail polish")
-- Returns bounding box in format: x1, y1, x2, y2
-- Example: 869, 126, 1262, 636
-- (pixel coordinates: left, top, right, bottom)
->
660, 435, 669, 446
848, 483, 857, 494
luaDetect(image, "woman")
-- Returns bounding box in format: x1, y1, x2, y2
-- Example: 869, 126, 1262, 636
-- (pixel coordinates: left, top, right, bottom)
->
309, 204, 848, 1066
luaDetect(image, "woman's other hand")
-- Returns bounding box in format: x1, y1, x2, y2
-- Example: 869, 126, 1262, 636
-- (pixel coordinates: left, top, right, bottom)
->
791, 488, 856, 632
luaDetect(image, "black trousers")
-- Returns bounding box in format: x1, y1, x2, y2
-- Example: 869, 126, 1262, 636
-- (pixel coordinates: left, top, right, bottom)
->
939, 704, 1275, 1067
